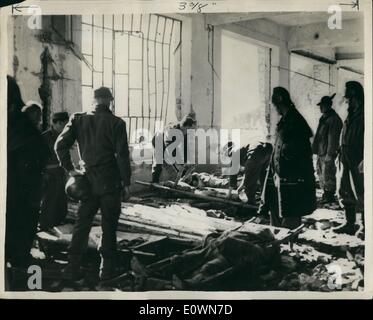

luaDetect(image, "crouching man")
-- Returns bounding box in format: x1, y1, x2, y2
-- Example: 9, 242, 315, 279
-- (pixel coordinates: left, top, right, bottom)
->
151, 113, 197, 183
55, 87, 131, 281
222, 141, 273, 205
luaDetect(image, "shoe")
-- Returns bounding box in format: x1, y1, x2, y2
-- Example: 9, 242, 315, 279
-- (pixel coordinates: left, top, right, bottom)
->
319, 191, 336, 205
334, 207, 357, 235
99, 257, 118, 281
333, 223, 356, 235
61, 255, 84, 281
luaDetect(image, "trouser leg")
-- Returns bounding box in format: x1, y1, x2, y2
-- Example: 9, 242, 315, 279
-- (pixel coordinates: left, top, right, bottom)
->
266, 184, 281, 227
40, 169, 68, 230
244, 147, 270, 204
337, 163, 357, 213
316, 156, 325, 191
152, 164, 163, 183
68, 195, 100, 257
323, 157, 337, 195
335, 162, 360, 234
99, 191, 122, 258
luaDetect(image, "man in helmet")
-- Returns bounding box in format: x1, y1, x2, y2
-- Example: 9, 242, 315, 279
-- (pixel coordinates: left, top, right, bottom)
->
334, 81, 364, 235
55, 87, 131, 281
312, 94, 343, 204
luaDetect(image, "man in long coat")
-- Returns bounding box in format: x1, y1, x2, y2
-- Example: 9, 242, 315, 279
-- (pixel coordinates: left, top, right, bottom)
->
6, 76, 49, 268
260, 87, 316, 229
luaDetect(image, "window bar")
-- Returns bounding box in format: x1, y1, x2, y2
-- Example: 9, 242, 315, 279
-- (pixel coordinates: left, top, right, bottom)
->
164, 19, 174, 123
135, 117, 139, 142
159, 18, 167, 121
112, 15, 116, 113
127, 16, 130, 117
179, 21, 182, 109
91, 15, 94, 89
146, 15, 152, 133
70, 15, 73, 42
102, 15, 105, 86
154, 15, 159, 123
140, 14, 144, 120
128, 116, 132, 142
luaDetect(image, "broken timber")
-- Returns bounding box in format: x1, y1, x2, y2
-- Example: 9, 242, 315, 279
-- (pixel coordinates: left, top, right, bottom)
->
135, 180, 258, 210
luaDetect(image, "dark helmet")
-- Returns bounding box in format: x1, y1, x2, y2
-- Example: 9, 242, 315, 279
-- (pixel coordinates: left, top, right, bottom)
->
65, 175, 92, 201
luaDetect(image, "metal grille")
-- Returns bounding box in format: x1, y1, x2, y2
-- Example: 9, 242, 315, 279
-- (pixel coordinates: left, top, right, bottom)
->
81, 14, 182, 142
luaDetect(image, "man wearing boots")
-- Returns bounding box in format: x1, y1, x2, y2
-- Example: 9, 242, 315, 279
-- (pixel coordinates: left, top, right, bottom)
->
55, 87, 131, 281
312, 94, 343, 204
334, 81, 364, 235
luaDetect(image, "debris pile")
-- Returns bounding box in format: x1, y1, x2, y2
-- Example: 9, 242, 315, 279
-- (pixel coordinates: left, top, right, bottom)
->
25, 191, 365, 292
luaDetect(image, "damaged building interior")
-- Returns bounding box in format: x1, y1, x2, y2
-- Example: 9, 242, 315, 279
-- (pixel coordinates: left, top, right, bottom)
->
6, 11, 365, 292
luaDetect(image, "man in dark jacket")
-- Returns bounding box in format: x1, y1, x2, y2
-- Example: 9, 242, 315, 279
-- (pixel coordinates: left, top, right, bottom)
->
334, 81, 364, 235
39, 112, 69, 230
261, 87, 316, 229
312, 94, 343, 204
6, 76, 49, 268
55, 87, 132, 280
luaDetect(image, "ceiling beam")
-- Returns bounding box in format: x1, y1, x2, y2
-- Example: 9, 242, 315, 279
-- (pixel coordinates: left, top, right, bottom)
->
205, 12, 287, 26
288, 18, 363, 50
335, 52, 364, 60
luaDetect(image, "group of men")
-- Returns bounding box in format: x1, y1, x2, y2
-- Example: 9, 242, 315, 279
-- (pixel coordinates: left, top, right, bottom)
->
6, 76, 71, 270
261, 82, 364, 235
6, 75, 364, 284
7, 78, 131, 281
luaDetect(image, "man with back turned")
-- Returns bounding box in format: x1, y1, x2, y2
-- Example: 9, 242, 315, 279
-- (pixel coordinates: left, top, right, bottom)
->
55, 87, 132, 281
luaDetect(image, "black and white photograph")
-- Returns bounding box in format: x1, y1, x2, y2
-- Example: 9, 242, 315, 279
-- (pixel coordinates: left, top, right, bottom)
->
0, 0, 372, 298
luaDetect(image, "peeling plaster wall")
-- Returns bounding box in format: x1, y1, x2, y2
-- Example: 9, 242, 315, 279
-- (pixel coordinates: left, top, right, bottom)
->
8, 15, 82, 128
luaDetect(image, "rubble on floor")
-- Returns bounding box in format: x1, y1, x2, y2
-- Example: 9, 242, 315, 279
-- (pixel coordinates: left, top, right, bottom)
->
13, 186, 364, 292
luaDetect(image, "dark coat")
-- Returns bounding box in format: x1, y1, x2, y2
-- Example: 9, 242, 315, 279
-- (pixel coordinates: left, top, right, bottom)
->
312, 109, 343, 157
42, 128, 61, 166
6, 111, 49, 265
269, 106, 316, 217
55, 105, 131, 196
340, 106, 364, 169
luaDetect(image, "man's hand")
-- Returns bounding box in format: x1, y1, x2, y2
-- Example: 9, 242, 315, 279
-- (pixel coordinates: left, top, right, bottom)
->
122, 186, 131, 201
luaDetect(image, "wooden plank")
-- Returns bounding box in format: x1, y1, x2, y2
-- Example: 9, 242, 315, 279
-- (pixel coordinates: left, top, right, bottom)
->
135, 180, 258, 210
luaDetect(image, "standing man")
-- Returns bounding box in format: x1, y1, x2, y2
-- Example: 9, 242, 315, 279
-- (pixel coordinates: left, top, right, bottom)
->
261, 87, 316, 229
334, 81, 364, 235
39, 112, 70, 231
312, 94, 343, 204
55, 87, 132, 281
6, 77, 49, 269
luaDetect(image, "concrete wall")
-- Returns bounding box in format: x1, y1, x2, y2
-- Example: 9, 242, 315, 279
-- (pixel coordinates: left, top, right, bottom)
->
8, 15, 82, 129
